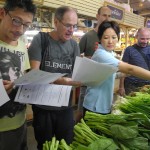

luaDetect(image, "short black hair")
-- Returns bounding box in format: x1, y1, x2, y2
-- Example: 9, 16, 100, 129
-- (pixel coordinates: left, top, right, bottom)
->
55, 6, 77, 21
97, 20, 120, 41
4, 0, 36, 16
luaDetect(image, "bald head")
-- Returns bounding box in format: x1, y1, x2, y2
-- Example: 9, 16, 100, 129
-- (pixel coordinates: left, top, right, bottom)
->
97, 6, 111, 15
136, 27, 150, 47
136, 27, 150, 36
95, 6, 111, 31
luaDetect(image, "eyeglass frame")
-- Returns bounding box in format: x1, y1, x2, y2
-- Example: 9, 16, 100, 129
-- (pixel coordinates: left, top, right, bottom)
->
6, 10, 32, 30
59, 20, 77, 30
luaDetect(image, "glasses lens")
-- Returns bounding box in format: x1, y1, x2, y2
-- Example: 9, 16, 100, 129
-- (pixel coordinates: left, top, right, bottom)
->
23, 24, 30, 30
73, 25, 78, 29
66, 24, 77, 30
12, 18, 22, 27
13, 18, 31, 30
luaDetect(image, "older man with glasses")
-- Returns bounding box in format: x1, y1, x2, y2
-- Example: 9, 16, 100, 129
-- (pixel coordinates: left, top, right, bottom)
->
28, 6, 82, 150
0, 0, 36, 150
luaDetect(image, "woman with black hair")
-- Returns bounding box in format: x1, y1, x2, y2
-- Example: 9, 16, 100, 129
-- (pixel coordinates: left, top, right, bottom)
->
83, 20, 150, 115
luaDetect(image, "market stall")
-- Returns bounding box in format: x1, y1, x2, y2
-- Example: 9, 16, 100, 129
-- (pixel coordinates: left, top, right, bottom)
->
0, 0, 147, 123
42, 85, 150, 149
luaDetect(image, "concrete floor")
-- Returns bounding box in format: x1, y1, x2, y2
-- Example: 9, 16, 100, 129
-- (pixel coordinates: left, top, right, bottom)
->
27, 125, 37, 150
26, 106, 79, 150
27, 104, 37, 150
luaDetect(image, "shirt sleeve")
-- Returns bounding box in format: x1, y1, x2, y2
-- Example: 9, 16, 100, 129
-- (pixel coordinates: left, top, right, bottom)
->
75, 42, 80, 57
24, 50, 30, 70
19, 39, 30, 71
79, 34, 87, 54
93, 50, 120, 68
71, 39, 80, 65
28, 33, 42, 61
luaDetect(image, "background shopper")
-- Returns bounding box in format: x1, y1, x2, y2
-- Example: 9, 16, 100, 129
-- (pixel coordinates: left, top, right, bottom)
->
119, 27, 150, 96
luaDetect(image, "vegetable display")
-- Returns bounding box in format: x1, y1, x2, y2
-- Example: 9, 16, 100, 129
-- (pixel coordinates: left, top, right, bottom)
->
43, 85, 150, 150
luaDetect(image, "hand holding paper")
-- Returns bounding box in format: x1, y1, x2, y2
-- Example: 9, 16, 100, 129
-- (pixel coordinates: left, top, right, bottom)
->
14, 69, 72, 107
3, 80, 14, 94
54, 77, 82, 87
72, 56, 118, 86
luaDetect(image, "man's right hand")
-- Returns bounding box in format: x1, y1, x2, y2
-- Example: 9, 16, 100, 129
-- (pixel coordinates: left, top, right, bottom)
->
3, 80, 14, 94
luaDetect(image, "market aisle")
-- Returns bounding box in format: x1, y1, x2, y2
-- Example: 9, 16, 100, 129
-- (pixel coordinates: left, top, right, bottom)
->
27, 125, 37, 150
26, 102, 80, 150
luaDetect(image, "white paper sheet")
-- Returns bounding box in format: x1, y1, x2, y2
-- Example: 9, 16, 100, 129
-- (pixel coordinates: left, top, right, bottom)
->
14, 69, 66, 85
14, 84, 72, 107
72, 56, 118, 86
0, 79, 10, 106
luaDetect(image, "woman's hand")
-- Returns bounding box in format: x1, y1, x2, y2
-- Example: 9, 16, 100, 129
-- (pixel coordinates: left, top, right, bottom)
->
3, 80, 14, 94
118, 87, 125, 96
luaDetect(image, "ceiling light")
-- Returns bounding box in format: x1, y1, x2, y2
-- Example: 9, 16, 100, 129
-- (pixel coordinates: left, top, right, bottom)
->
139, 3, 143, 7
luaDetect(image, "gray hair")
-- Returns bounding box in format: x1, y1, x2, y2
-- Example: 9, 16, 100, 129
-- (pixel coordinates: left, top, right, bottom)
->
54, 6, 77, 21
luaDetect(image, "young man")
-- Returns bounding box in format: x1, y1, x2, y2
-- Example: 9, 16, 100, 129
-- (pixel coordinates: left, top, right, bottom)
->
28, 6, 81, 150
119, 27, 150, 95
76, 6, 112, 122
0, 0, 36, 150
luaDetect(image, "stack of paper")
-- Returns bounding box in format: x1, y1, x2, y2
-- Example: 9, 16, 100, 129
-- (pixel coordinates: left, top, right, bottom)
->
14, 69, 66, 85
15, 84, 71, 107
14, 69, 72, 107
72, 56, 118, 86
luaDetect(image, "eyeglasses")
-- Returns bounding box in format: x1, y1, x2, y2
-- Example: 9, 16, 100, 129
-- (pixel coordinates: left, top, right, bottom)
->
7, 12, 31, 30
60, 21, 77, 30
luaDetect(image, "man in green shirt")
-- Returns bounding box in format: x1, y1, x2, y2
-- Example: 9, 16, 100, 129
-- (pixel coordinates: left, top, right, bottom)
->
0, 0, 36, 150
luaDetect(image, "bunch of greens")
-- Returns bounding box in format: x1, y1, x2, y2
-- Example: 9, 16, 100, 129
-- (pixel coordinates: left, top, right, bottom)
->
116, 92, 150, 119
70, 119, 119, 150
43, 137, 72, 150
84, 111, 150, 150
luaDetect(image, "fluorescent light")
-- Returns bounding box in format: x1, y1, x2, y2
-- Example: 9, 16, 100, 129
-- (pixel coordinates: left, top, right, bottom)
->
25, 30, 39, 35
27, 37, 33, 40
73, 31, 85, 36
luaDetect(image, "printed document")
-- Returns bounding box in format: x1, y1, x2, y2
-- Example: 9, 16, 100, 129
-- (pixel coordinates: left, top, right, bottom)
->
15, 84, 72, 107
14, 69, 66, 85
0, 79, 10, 106
72, 56, 118, 86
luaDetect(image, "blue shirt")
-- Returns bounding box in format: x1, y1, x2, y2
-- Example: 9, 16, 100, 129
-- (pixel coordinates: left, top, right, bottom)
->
83, 45, 120, 114
122, 45, 150, 83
